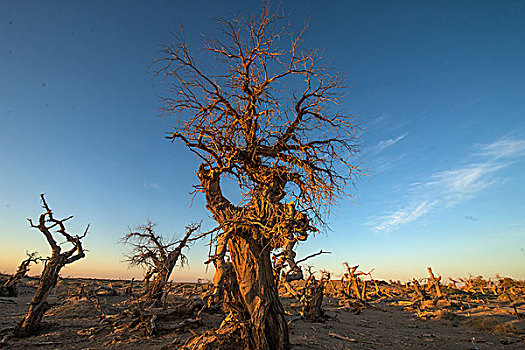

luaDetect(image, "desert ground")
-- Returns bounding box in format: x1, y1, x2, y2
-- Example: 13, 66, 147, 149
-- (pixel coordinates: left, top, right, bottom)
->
1, 273, 524, 349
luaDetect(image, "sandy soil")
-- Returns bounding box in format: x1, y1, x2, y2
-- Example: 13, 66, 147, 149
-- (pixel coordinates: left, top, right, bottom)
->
0, 276, 523, 349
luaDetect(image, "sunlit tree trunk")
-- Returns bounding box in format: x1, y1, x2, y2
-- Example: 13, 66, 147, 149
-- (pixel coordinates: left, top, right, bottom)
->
200, 169, 289, 349
144, 250, 181, 301
14, 254, 65, 337
228, 235, 289, 350
123, 221, 197, 303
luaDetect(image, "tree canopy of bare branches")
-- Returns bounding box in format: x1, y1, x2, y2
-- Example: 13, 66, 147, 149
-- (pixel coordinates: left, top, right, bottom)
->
155, 3, 363, 349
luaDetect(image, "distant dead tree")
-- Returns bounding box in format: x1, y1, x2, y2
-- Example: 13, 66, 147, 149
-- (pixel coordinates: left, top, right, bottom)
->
301, 270, 330, 322
155, 3, 363, 349
122, 220, 199, 302
341, 262, 366, 300
13, 194, 89, 337
1, 251, 41, 297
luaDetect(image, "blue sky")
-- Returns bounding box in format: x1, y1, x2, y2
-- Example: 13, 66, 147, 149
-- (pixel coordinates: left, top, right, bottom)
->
1, 1, 524, 282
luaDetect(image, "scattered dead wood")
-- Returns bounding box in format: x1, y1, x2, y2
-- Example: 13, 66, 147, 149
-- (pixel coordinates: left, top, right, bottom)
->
181, 321, 252, 350
328, 332, 357, 342
2, 269, 524, 349
13, 194, 89, 338
81, 290, 208, 342
94, 285, 119, 296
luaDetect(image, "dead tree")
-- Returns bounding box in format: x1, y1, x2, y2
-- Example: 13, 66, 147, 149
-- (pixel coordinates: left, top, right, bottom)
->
274, 248, 330, 283
427, 267, 443, 298
13, 194, 88, 337
122, 220, 199, 302
154, 3, 363, 349
341, 263, 365, 300
1, 251, 40, 297
301, 270, 330, 322
273, 249, 330, 299
412, 278, 428, 300
4, 251, 40, 288
124, 278, 135, 296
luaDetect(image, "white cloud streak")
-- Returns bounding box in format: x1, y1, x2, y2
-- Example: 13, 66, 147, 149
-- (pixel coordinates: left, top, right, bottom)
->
143, 181, 161, 191
477, 139, 525, 159
372, 137, 525, 232
376, 133, 408, 150
372, 201, 437, 232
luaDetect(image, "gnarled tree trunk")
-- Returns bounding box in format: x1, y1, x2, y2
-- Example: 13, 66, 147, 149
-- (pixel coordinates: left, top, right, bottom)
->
228, 235, 289, 350
198, 169, 289, 349
302, 271, 329, 322
123, 221, 198, 303
144, 251, 181, 301
14, 254, 66, 337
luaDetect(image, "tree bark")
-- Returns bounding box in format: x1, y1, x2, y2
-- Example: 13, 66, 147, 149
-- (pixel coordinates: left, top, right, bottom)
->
5, 264, 30, 287
143, 227, 193, 302
144, 254, 178, 301
228, 235, 289, 350
302, 278, 325, 322
427, 267, 443, 298
198, 167, 289, 349
13, 254, 66, 337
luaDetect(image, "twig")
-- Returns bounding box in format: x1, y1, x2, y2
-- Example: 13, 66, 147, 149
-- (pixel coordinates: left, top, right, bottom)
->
328, 332, 357, 342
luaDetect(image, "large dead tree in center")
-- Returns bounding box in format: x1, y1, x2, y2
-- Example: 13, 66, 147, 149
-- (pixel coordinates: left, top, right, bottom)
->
13, 194, 88, 337
155, 4, 362, 349
123, 221, 199, 302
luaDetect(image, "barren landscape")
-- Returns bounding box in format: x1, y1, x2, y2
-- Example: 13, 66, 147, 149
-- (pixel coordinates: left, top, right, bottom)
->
1, 270, 524, 349
2, 1, 525, 350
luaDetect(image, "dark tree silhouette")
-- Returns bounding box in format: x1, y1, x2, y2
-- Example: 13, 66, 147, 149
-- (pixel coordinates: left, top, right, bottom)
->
155, 3, 363, 349
4, 252, 40, 287
1, 252, 41, 297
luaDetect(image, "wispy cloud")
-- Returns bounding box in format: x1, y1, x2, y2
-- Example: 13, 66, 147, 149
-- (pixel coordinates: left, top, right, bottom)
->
143, 181, 161, 191
464, 215, 478, 222
476, 139, 525, 159
372, 154, 406, 175
376, 133, 408, 151
372, 201, 437, 232
371, 137, 525, 232
425, 163, 504, 206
